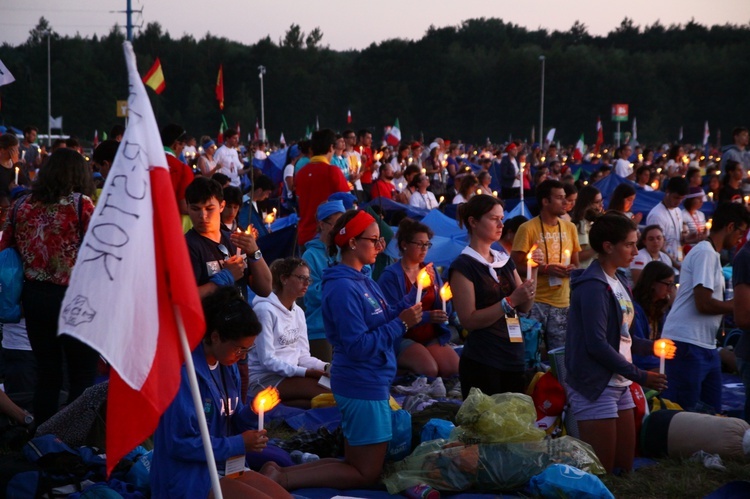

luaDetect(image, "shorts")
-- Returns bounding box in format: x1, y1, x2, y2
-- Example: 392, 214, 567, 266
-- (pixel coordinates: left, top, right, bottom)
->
333, 394, 392, 446
247, 372, 285, 399
567, 384, 635, 421
397, 337, 439, 357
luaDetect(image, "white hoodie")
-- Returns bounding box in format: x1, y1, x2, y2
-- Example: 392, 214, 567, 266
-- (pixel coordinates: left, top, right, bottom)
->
248, 292, 326, 381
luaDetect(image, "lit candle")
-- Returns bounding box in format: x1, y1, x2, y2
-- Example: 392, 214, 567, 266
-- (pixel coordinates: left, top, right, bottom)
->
398, 182, 404, 191
415, 268, 431, 305
651, 181, 659, 190
526, 244, 538, 281
439, 196, 445, 204
492, 190, 498, 197
562, 249, 571, 266
14, 167, 19, 185
236, 228, 242, 256
476, 189, 482, 196
421, 168, 427, 175
264, 213, 275, 233
656, 167, 662, 174
653, 338, 675, 375
252, 386, 280, 431
705, 218, 712, 231
744, 196, 749, 204
439, 283, 452, 313
708, 192, 714, 202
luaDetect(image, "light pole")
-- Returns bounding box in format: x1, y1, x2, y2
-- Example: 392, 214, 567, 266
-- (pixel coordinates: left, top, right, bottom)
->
46, 30, 51, 147
258, 65, 266, 141
539, 55, 545, 147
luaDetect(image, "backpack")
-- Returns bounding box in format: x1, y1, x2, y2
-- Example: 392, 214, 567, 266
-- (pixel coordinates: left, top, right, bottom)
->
0, 195, 29, 323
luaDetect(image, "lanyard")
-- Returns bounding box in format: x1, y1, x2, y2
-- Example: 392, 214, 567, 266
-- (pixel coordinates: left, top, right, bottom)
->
539, 217, 562, 263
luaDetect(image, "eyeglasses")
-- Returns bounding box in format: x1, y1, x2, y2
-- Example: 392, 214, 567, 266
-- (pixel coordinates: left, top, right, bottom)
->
290, 274, 313, 285
408, 241, 433, 250
357, 236, 385, 247
233, 344, 253, 356
658, 280, 676, 288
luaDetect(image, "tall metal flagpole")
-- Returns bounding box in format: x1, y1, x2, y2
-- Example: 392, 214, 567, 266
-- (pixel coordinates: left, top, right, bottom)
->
47, 31, 51, 147
258, 65, 266, 141
539, 55, 545, 148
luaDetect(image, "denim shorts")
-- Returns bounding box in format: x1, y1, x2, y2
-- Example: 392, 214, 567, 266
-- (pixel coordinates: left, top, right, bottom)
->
567, 384, 635, 420
397, 337, 439, 356
333, 394, 392, 446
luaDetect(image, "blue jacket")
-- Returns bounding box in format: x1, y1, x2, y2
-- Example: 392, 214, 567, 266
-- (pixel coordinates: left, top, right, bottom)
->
301, 236, 338, 341
151, 345, 257, 498
565, 259, 651, 401
322, 263, 416, 400
499, 155, 519, 189
377, 261, 452, 346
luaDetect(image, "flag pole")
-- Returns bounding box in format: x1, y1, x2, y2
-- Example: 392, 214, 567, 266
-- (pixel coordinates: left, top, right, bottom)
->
174, 304, 224, 499
519, 162, 525, 217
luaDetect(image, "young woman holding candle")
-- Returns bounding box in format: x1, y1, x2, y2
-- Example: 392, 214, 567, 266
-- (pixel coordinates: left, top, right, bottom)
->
629, 225, 674, 286
261, 210, 423, 490
248, 257, 331, 409
151, 287, 292, 499
449, 195, 540, 398
630, 261, 677, 371
565, 212, 668, 474
378, 218, 457, 378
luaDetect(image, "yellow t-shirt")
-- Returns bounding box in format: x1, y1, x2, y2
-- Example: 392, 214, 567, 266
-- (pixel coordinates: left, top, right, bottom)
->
512, 216, 581, 308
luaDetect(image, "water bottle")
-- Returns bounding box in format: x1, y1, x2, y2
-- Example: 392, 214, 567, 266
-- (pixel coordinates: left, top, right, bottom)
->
290, 450, 319, 464
725, 277, 734, 301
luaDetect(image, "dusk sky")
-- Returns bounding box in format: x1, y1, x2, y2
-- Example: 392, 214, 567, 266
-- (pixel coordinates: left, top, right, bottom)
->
1, 0, 748, 50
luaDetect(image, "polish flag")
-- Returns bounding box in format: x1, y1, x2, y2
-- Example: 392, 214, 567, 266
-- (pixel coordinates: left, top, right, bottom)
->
59, 41, 205, 476
347, 109, 352, 124
595, 117, 604, 153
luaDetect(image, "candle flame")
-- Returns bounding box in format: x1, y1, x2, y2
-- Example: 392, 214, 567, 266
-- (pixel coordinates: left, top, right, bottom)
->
476, 189, 483, 196
439, 282, 452, 301
252, 386, 281, 414
653, 338, 676, 359
417, 268, 431, 287
492, 190, 498, 197
705, 218, 712, 230
264, 213, 275, 224
651, 181, 659, 190
439, 196, 445, 203
526, 244, 539, 267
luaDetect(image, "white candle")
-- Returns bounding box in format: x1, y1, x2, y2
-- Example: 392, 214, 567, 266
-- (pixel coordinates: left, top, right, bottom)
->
415, 268, 430, 306
563, 249, 571, 266
14, 167, 19, 185
258, 399, 265, 431
526, 258, 532, 281
660, 355, 665, 375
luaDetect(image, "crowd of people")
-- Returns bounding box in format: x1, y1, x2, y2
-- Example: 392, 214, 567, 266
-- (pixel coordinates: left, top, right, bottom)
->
1, 121, 750, 493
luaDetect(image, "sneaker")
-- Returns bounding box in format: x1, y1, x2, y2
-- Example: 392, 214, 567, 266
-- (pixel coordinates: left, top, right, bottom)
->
427, 377, 446, 398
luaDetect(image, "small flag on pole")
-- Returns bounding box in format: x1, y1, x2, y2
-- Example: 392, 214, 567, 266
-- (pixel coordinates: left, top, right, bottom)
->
93, 130, 99, 148
347, 109, 352, 124
702, 121, 710, 146
385, 118, 401, 146
0, 58, 16, 87
254, 119, 260, 141
595, 117, 604, 153
142, 58, 165, 94
316, 115, 320, 131
216, 65, 224, 110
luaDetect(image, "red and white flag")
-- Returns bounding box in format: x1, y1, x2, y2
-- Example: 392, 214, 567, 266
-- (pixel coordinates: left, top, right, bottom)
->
93, 129, 99, 148
59, 41, 205, 476
254, 119, 260, 141
347, 109, 352, 124
595, 117, 604, 153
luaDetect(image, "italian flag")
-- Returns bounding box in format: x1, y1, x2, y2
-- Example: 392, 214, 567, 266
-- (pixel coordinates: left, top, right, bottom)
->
386, 118, 401, 146
60, 42, 204, 476
574, 134, 586, 161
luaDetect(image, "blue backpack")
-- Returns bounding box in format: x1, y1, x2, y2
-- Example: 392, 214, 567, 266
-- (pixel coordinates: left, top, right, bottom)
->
0, 195, 29, 323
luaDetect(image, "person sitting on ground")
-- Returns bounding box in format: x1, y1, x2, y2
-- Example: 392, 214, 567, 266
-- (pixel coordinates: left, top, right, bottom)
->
248, 258, 330, 409
452, 174, 479, 204
631, 261, 676, 371
300, 199, 346, 362
151, 287, 292, 499
408, 173, 440, 210
629, 225, 673, 285
378, 218, 457, 378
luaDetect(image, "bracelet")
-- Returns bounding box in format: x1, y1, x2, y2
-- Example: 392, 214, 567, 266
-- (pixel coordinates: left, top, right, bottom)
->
501, 297, 515, 315
401, 320, 410, 333
505, 295, 514, 309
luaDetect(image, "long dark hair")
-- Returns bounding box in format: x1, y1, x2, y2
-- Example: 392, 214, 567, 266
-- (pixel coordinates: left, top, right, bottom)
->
608, 183, 636, 212
632, 261, 675, 332
571, 185, 601, 224
31, 148, 94, 204
202, 286, 262, 343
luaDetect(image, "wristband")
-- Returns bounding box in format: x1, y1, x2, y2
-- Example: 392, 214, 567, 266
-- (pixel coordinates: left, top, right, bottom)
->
501, 297, 515, 315
209, 269, 235, 287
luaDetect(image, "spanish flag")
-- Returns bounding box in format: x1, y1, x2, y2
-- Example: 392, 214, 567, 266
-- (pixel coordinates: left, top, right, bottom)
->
142, 58, 165, 94
216, 65, 224, 110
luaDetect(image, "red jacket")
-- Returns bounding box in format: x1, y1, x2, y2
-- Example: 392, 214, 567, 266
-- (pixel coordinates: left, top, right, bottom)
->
296, 158, 350, 245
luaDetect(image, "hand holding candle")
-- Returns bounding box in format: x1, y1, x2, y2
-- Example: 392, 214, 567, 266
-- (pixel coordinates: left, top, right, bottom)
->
439, 283, 452, 313
415, 268, 431, 305
526, 244, 539, 281
252, 386, 280, 431
653, 338, 676, 375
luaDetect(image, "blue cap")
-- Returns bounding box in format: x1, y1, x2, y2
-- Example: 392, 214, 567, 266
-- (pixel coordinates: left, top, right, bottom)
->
289, 144, 300, 158
316, 200, 346, 221
328, 192, 357, 210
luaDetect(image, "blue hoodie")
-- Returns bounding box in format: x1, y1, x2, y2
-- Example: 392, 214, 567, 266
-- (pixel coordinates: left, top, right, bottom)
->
322, 263, 416, 400
565, 259, 652, 401
151, 345, 257, 499
377, 261, 452, 346
301, 236, 337, 341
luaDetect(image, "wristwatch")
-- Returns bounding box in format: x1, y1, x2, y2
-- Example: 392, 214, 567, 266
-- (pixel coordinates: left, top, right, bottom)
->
24, 413, 34, 426
250, 249, 263, 261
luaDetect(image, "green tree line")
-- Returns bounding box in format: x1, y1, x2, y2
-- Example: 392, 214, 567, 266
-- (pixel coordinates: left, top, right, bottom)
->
1, 17, 749, 146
